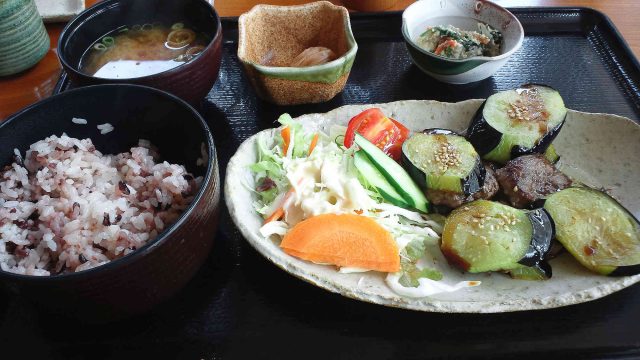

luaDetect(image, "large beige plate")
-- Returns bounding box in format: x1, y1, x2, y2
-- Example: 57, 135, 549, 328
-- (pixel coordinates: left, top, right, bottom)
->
225, 99, 640, 313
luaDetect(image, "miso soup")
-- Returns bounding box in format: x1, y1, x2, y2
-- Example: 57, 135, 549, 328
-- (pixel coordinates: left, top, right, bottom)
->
80, 22, 209, 79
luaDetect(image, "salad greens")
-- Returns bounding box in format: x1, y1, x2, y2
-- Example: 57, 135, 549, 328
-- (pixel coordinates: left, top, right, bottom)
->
249, 113, 457, 293
399, 239, 444, 287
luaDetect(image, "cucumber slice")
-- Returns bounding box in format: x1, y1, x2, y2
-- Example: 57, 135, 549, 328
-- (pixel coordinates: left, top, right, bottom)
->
441, 200, 553, 274
467, 84, 567, 164
354, 151, 411, 209
402, 129, 485, 196
354, 133, 429, 213
543, 187, 640, 276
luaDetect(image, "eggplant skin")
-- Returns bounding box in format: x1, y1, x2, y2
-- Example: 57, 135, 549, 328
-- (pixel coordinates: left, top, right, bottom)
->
402, 151, 428, 190
609, 265, 640, 277
466, 101, 502, 156
462, 158, 486, 196
518, 208, 555, 268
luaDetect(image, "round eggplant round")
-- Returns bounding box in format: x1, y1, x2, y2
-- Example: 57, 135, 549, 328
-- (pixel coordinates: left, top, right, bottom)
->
402, 129, 485, 196
543, 187, 640, 276
441, 200, 554, 274
467, 84, 567, 164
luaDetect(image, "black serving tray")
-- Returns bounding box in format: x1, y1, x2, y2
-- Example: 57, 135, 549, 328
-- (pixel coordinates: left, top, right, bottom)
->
5, 8, 640, 359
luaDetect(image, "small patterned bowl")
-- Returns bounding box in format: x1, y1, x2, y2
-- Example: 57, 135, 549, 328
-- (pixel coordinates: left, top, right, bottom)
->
238, 1, 358, 105
402, 0, 523, 84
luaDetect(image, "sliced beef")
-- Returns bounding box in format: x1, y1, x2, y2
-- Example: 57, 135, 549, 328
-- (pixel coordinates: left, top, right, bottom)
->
426, 164, 499, 209
496, 154, 572, 208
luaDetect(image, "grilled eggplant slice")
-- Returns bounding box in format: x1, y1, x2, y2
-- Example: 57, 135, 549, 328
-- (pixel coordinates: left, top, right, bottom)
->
441, 200, 553, 274
467, 84, 567, 164
402, 129, 485, 196
543, 187, 640, 276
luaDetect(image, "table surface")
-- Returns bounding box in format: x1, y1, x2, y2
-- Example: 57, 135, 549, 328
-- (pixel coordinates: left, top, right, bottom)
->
0, 0, 638, 120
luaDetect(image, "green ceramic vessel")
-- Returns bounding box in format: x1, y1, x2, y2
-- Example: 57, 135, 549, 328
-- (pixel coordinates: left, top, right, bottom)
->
0, 0, 50, 76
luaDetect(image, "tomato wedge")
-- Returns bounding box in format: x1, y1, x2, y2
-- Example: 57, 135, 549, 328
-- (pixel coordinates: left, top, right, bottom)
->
344, 108, 410, 162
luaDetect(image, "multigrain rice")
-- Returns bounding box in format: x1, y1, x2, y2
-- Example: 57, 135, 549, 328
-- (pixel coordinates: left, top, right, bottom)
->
97, 123, 114, 134
0, 134, 201, 275
71, 117, 88, 125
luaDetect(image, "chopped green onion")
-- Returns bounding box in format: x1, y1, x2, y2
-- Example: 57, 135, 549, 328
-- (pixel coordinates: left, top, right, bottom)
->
142, 23, 153, 31
93, 43, 107, 51
118, 27, 129, 33
101, 36, 114, 46
171, 22, 184, 30
132, 24, 142, 31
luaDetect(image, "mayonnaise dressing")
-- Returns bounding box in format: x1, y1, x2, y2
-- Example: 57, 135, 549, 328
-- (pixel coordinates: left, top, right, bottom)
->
281, 142, 375, 226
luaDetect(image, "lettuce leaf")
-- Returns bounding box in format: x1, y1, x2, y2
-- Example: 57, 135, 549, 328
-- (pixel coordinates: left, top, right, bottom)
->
398, 239, 443, 287
277, 113, 307, 158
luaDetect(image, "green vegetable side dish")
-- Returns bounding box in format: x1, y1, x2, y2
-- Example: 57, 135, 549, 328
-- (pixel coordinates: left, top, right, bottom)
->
248, 114, 448, 295
543, 187, 640, 276
416, 23, 503, 60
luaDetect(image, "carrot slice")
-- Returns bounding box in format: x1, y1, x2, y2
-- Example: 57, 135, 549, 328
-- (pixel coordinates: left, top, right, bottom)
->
280, 213, 400, 272
263, 187, 295, 224
264, 207, 285, 224
308, 133, 319, 156
281, 126, 291, 156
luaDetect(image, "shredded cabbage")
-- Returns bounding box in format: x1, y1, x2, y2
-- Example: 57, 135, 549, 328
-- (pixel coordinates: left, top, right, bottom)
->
249, 115, 478, 297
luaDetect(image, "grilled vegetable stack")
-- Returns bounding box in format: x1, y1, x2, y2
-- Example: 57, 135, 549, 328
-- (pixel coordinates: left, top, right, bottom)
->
402, 129, 497, 208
